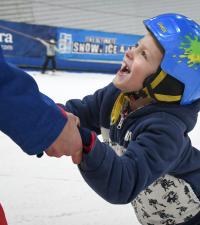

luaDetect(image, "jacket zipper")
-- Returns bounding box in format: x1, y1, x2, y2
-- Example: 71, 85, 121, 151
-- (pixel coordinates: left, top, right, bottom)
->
117, 115, 125, 129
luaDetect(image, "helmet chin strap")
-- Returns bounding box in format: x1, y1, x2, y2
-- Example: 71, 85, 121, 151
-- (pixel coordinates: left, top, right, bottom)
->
142, 67, 184, 104
111, 66, 184, 126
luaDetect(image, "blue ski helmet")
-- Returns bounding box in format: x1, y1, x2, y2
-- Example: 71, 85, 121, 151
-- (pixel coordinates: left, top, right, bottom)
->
144, 13, 200, 105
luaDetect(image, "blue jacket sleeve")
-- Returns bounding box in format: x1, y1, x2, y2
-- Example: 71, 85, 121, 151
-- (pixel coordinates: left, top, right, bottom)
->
78, 114, 189, 204
0, 49, 67, 155
64, 82, 120, 133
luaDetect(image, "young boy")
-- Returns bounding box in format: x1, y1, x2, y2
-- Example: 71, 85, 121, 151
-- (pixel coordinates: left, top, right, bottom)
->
63, 13, 200, 225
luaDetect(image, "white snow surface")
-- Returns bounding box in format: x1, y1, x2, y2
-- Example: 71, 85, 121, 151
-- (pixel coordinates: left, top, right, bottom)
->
0, 70, 200, 225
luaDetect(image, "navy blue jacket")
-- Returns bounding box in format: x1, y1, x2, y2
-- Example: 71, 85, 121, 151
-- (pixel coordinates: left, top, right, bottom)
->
0, 48, 67, 155
65, 82, 200, 225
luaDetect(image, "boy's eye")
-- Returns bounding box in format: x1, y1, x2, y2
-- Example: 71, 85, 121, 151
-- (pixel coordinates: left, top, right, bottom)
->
141, 51, 147, 59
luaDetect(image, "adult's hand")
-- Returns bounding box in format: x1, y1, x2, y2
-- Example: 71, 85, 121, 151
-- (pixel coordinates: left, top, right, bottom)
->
45, 112, 82, 164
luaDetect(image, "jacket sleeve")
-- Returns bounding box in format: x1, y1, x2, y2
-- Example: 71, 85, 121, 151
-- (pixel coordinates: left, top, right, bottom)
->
0, 50, 67, 155
78, 114, 188, 204
37, 38, 49, 48
64, 82, 120, 133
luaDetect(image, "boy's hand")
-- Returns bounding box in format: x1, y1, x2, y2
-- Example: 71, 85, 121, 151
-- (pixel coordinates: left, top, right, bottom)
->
45, 112, 82, 164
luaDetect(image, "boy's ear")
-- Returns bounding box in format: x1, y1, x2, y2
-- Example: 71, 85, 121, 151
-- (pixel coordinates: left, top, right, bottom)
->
143, 70, 184, 103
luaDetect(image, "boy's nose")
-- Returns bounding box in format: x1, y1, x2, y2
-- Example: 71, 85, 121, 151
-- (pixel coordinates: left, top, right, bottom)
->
125, 48, 133, 60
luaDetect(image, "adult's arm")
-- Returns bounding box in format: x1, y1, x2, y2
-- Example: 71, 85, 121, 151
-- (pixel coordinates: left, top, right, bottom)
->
0, 48, 82, 160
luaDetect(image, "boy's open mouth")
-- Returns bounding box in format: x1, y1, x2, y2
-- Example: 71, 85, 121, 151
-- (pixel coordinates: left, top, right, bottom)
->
119, 62, 131, 74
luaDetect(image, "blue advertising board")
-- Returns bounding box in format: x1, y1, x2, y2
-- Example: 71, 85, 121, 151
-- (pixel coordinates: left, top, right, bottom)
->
0, 20, 142, 73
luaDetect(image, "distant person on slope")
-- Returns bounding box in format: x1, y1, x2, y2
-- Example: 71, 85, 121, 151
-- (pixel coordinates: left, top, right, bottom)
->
37, 38, 60, 74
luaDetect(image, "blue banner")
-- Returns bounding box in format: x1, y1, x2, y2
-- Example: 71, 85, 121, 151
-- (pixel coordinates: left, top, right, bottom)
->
0, 20, 142, 73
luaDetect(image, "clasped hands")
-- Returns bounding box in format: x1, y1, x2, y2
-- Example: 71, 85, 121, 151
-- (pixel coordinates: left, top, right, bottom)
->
45, 112, 83, 164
